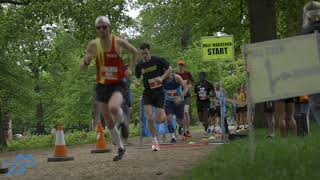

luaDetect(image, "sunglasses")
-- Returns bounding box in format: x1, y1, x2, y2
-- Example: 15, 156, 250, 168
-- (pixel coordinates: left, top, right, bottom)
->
96, 26, 108, 30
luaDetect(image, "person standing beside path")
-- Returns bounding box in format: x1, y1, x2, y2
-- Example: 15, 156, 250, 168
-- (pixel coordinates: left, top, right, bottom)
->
80, 16, 138, 161
135, 43, 172, 151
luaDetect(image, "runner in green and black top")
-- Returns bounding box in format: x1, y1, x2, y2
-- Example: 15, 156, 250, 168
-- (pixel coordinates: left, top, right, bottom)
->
135, 43, 171, 151
194, 72, 215, 136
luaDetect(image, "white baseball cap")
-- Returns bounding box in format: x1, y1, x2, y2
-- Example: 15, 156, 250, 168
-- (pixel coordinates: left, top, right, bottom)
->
95, 16, 111, 26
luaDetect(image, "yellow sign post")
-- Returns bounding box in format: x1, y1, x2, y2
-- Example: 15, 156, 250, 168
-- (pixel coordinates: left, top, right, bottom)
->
243, 33, 320, 103
201, 35, 235, 61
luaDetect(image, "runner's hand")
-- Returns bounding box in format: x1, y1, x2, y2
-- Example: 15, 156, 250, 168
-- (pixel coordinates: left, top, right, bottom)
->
154, 77, 163, 84
175, 97, 181, 104
134, 79, 141, 86
125, 69, 132, 77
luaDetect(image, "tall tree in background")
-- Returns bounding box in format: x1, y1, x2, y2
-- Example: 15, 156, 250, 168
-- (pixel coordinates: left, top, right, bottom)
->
248, 0, 277, 128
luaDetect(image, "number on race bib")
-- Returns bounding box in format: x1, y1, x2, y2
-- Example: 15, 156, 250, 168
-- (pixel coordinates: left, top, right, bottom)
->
167, 90, 178, 97
148, 77, 162, 89
103, 66, 118, 80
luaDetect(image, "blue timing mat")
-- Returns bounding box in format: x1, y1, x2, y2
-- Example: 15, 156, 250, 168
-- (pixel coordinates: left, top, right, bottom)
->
140, 98, 176, 137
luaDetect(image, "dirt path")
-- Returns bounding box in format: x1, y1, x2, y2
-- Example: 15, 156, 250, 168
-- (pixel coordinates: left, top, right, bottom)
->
0, 131, 218, 180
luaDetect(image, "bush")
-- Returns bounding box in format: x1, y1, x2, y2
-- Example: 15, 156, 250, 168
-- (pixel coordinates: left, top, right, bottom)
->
2, 126, 140, 152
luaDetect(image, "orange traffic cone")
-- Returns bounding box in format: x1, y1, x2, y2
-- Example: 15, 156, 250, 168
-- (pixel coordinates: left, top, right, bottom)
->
48, 123, 74, 162
91, 122, 111, 153
0, 161, 8, 174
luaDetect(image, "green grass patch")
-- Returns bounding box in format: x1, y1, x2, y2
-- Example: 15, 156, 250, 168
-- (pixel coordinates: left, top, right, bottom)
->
176, 124, 320, 180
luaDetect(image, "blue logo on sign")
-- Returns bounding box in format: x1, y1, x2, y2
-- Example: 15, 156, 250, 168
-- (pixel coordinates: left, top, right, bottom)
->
2, 153, 37, 176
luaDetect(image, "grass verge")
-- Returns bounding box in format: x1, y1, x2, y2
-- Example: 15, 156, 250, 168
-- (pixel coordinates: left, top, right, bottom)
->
175, 124, 320, 180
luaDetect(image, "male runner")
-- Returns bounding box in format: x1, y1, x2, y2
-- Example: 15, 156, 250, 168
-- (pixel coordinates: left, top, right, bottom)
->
80, 16, 137, 161
135, 43, 171, 151
194, 72, 215, 136
163, 72, 189, 143
177, 59, 194, 137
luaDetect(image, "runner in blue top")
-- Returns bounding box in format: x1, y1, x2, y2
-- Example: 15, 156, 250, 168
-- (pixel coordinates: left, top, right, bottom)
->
163, 72, 189, 144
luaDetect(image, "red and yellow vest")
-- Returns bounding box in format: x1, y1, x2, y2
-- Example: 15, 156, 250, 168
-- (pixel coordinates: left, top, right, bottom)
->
95, 35, 125, 85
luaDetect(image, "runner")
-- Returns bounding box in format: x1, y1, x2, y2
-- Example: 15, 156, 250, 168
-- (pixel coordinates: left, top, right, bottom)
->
163, 72, 189, 143
194, 72, 215, 136
237, 84, 247, 129
117, 64, 132, 146
80, 16, 137, 161
177, 59, 194, 137
135, 43, 171, 151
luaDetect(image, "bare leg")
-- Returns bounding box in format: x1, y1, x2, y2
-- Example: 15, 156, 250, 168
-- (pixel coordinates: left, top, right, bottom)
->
145, 105, 157, 137
275, 101, 286, 137
286, 103, 297, 136
184, 105, 191, 132
156, 108, 166, 123
106, 92, 124, 150
266, 112, 275, 137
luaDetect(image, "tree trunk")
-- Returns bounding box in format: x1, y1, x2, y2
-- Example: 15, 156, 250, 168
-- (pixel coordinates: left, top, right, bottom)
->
3, 111, 11, 140
7, 118, 12, 140
35, 99, 45, 134
33, 64, 45, 134
0, 106, 7, 147
180, 27, 192, 49
248, 0, 277, 128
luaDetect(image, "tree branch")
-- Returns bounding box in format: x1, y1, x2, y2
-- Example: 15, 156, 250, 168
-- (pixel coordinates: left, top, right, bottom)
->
0, 0, 31, 5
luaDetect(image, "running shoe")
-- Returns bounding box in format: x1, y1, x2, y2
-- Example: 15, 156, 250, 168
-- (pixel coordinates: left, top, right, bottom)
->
113, 147, 125, 161
170, 138, 177, 144
152, 142, 160, 151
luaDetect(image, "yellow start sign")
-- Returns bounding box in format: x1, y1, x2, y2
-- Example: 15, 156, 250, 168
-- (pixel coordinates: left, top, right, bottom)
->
201, 35, 234, 61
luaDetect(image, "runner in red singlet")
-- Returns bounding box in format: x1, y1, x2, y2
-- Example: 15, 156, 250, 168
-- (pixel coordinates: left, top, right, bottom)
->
80, 16, 137, 161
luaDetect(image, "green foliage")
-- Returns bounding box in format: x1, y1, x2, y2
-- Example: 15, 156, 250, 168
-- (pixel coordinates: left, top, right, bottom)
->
0, 0, 312, 137
1, 125, 141, 152
0, 0, 134, 135
5, 134, 54, 151
64, 131, 97, 146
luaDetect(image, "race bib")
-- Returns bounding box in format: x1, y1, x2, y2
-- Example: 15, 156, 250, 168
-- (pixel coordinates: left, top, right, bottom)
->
198, 88, 207, 100
148, 77, 162, 89
167, 90, 178, 97
103, 66, 118, 80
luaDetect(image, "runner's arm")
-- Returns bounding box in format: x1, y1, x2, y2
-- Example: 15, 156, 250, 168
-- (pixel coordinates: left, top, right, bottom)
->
176, 74, 189, 97
134, 64, 142, 86
80, 40, 96, 70
160, 66, 172, 82
157, 57, 171, 82
118, 38, 138, 74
